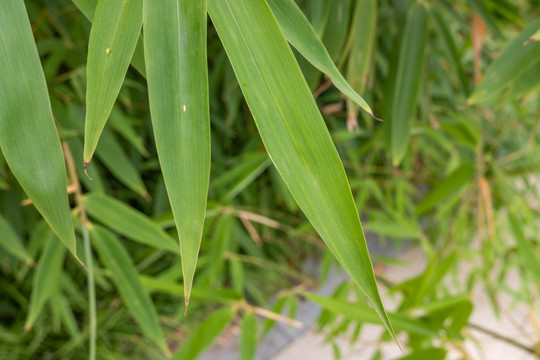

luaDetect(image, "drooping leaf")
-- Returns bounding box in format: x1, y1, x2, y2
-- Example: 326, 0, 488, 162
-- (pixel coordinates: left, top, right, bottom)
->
0, 214, 34, 265
82, 193, 178, 253
208, 0, 395, 340
391, 3, 428, 165
0, 0, 77, 256
172, 307, 236, 360
83, 0, 143, 164
143, 0, 210, 310
90, 225, 169, 356
267, 0, 376, 118
25, 233, 65, 330
468, 17, 540, 105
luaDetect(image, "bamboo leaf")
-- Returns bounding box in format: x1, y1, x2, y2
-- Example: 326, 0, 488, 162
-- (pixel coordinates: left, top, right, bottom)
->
82, 193, 178, 253
305, 293, 439, 337
345, 0, 377, 123
0, 0, 77, 256
391, 3, 428, 166
143, 0, 210, 310
415, 164, 475, 216
83, 0, 142, 164
208, 0, 395, 340
90, 225, 169, 356
71, 0, 146, 76
172, 307, 236, 360
468, 17, 540, 105
0, 213, 34, 265
25, 233, 65, 330
240, 311, 258, 360
267, 0, 376, 118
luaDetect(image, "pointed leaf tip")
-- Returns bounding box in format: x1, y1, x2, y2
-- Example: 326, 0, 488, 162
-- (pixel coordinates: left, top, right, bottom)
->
83, 161, 93, 180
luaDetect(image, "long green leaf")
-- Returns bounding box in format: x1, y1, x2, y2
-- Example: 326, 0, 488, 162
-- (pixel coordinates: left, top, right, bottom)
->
172, 307, 235, 360
468, 17, 540, 105
83, 0, 142, 164
306, 293, 439, 337
391, 3, 428, 166
0, 214, 34, 265
208, 0, 395, 340
82, 193, 178, 253
0, 0, 77, 256
143, 0, 210, 310
90, 225, 169, 356
267, 0, 376, 118
345, 0, 377, 125
25, 233, 65, 330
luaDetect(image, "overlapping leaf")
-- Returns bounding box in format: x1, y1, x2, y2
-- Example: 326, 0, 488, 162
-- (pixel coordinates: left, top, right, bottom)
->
267, 0, 376, 118
83, 0, 142, 164
143, 0, 210, 310
90, 225, 169, 356
208, 0, 395, 339
0, 0, 76, 256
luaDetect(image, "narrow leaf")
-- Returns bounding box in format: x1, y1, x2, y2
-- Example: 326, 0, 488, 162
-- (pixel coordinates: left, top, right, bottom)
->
468, 17, 540, 105
25, 233, 65, 330
267, 0, 376, 117
172, 307, 235, 360
143, 0, 210, 310
391, 3, 428, 166
208, 0, 395, 340
0, 214, 34, 265
83, 0, 142, 163
306, 293, 439, 337
90, 225, 169, 356
345, 0, 377, 130
240, 311, 258, 360
0, 0, 77, 256
82, 193, 178, 253
415, 164, 475, 216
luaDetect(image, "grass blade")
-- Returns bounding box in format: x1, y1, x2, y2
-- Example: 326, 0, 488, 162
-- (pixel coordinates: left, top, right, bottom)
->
82, 193, 178, 253
172, 307, 235, 360
143, 0, 210, 310
83, 0, 142, 164
0, 0, 77, 256
0, 214, 34, 265
25, 233, 65, 330
267, 0, 376, 118
391, 3, 428, 166
90, 225, 169, 356
208, 0, 395, 341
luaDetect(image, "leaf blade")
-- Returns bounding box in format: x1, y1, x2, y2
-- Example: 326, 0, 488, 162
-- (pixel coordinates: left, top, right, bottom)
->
208, 0, 395, 340
143, 0, 210, 309
0, 0, 76, 255
83, 0, 142, 163
82, 193, 178, 253
90, 225, 169, 355
267, 0, 375, 117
